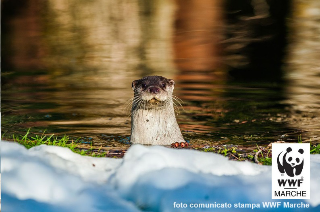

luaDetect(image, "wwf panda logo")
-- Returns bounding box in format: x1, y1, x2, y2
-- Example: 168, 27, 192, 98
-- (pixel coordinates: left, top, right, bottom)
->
277, 147, 304, 177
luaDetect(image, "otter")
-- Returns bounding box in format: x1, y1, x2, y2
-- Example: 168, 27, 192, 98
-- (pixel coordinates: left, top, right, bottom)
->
130, 76, 186, 145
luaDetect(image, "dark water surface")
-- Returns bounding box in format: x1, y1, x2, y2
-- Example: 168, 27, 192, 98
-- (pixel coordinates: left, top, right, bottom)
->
2, 0, 320, 147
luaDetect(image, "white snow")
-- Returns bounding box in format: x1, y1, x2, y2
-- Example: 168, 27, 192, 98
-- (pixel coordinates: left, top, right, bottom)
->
1, 141, 320, 212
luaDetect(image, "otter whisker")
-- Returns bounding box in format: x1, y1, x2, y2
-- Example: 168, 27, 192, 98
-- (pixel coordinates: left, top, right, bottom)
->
132, 98, 142, 107
124, 98, 135, 116
134, 99, 143, 110
124, 97, 133, 106
131, 97, 144, 116
172, 101, 181, 115
172, 95, 183, 106
172, 95, 183, 102
132, 98, 141, 104
172, 95, 185, 112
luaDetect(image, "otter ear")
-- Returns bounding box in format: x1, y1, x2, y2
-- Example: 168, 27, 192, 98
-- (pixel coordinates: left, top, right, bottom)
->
132, 80, 138, 90
168, 79, 175, 86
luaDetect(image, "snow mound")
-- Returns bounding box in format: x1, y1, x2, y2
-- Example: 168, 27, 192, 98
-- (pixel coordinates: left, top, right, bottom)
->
1, 141, 138, 212
1, 141, 320, 212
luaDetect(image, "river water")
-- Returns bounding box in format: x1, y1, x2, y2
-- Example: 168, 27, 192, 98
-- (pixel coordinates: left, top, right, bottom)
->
2, 0, 320, 147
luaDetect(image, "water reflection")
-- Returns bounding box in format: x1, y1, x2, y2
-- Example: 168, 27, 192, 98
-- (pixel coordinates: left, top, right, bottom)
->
284, 1, 320, 143
2, 0, 320, 146
2, 0, 178, 138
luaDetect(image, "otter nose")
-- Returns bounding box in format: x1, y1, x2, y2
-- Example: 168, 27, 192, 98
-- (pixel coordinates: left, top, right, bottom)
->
149, 87, 160, 94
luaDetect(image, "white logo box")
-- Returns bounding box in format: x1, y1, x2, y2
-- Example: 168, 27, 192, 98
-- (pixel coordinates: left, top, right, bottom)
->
272, 143, 310, 199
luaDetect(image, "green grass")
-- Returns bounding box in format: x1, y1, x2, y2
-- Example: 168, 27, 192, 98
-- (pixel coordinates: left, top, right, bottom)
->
201, 137, 319, 165
297, 134, 320, 154
311, 144, 320, 154
203, 146, 237, 155
8, 128, 108, 157
4, 129, 320, 161
256, 149, 272, 165
254, 136, 320, 165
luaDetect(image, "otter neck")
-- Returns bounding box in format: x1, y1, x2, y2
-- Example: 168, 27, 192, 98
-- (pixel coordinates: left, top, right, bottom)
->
130, 100, 185, 145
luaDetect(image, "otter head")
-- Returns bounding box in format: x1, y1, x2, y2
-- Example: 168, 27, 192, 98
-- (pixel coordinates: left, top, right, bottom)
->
131, 76, 175, 109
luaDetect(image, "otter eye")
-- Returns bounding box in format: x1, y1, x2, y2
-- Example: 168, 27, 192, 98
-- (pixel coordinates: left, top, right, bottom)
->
161, 82, 166, 88
141, 83, 147, 89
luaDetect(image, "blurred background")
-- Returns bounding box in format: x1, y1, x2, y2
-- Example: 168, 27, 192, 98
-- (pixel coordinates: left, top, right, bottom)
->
2, 0, 320, 147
